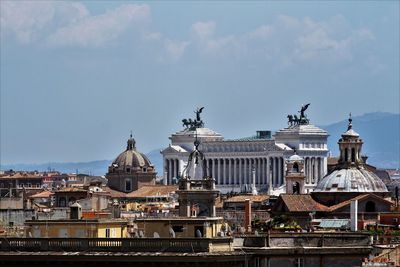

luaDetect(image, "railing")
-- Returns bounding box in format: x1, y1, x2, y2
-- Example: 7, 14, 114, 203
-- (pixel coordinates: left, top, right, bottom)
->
0, 237, 232, 253
242, 232, 372, 247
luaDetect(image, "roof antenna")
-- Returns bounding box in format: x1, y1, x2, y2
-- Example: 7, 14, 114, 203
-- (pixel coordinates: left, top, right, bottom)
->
130, 130, 133, 138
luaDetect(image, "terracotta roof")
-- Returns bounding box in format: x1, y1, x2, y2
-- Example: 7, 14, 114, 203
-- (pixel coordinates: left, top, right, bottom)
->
329, 193, 394, 212
224, 195, 270, 203
55, 187, 88, 193
0, 172, 43, 179
126, 185, 177, 198
103, 187, 128, 198
277, 194, 328, 212
29, 190, 54, 198
327, 157, 339, 165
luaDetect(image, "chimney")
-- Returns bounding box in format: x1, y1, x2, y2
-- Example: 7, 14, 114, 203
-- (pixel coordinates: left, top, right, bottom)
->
245, 199, 252, 233
350, 200, 358, 231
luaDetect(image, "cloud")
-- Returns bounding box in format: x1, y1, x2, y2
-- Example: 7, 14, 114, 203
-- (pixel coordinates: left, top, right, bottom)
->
47, 4, 150, 47
164, 39, 190, 61
0, 1, 89, 44
189, 15, 375, 68
1, 2, 150, 47
1, 3, 376, 66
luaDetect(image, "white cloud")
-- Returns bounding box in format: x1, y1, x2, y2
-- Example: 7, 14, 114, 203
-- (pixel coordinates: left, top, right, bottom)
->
164, 39, 190, 61
188, 15, 375, 68
191, 21, 216, 41
1, 1, 56, 43
1, 2, 150, 47
47, 4, 150, 47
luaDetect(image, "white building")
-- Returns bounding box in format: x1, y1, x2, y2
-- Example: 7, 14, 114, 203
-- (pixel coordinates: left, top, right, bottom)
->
161, 108, 329, 194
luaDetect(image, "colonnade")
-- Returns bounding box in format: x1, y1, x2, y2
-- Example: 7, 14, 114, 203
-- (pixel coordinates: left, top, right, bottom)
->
164, 158, 181, 185
205, 157, 284, 188
303, 157, 325, 185
165, 156, 326, 188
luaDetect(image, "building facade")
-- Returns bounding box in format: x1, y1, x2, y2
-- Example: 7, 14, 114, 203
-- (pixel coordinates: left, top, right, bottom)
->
161, 106, 329, 194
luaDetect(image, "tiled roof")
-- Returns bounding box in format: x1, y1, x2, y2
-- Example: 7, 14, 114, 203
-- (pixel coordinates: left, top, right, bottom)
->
55, 187, 88, 193
224, 195, 270, 203
278, 194, 328, 212
29, 190, 54, 198
327, 157, 339, 165
126, 185, 177, 198
0, 172, 43, 179
328, 193, 393, 212
104, 187, 128, 198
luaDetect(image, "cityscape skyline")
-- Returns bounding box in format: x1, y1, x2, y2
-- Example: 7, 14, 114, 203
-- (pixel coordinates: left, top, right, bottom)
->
1, 1, 399, 164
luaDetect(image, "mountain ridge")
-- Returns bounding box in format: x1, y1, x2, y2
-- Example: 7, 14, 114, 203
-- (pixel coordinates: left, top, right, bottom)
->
1, 112, 398, 175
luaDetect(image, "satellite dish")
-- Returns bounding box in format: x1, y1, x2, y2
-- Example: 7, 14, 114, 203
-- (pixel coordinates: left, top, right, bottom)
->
254, 230, 259, 236
169, 227, 176, 238
195, 229, 202, 237
153, 232, 160, 238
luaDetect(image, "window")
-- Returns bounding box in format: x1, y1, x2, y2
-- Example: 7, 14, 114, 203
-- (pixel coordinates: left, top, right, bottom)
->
293, 163, 299, 172
125, 179, 132, 191
27, 183, 32, 188
365, 201, 376, 212
105, 228, 110, 238
351, 148, 356, 163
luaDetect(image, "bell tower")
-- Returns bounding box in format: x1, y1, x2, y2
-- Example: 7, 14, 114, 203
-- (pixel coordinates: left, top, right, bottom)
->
285, 153, 306, 194
176, 134, 219, 217
338, 113, 364, 168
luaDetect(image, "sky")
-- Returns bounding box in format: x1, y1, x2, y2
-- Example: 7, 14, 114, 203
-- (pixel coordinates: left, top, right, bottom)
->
1, 1, 399, 164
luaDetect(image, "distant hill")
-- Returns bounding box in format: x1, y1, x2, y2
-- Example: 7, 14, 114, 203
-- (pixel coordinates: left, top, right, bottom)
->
1, 112, 398, 174
321, 112, 399, 169
0, 160, 112, 176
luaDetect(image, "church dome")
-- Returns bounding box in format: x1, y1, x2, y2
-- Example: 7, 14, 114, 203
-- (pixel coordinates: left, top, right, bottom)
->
314, 114, 388, 193
314, 168, 387, 193
109, 135, 153, 173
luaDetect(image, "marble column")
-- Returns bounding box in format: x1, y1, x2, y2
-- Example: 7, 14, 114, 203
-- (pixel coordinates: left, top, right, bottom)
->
212, 159, 215, 179
168, 159, 172, 184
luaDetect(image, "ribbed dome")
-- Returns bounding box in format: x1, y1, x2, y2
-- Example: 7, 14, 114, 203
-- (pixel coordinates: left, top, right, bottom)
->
314, 167, 388, 193
110, 135, 153, 173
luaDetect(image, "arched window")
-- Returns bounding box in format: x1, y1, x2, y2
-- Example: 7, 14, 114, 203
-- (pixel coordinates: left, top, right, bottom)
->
293, 182, 300, 194
293, 162, 299, 172
351, 148, 356, 163
365, 201, 376, 212
344, 148, 349, 162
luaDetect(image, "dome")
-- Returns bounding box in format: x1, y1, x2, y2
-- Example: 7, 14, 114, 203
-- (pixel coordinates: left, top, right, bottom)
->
314, 168, 388, 193
109, 135, 153, 173
288, 154, 303, 162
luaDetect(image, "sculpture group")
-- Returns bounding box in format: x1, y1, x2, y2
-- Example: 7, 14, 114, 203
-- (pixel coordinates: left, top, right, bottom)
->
287, 103, 310, 126
182, 107, 205, 130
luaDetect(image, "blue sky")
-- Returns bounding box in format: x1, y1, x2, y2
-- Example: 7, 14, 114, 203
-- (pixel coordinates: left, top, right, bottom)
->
1, 1, 399, 164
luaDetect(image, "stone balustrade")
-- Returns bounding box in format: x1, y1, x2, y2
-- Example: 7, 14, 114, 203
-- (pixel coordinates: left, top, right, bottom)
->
0, 237, 233, 253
